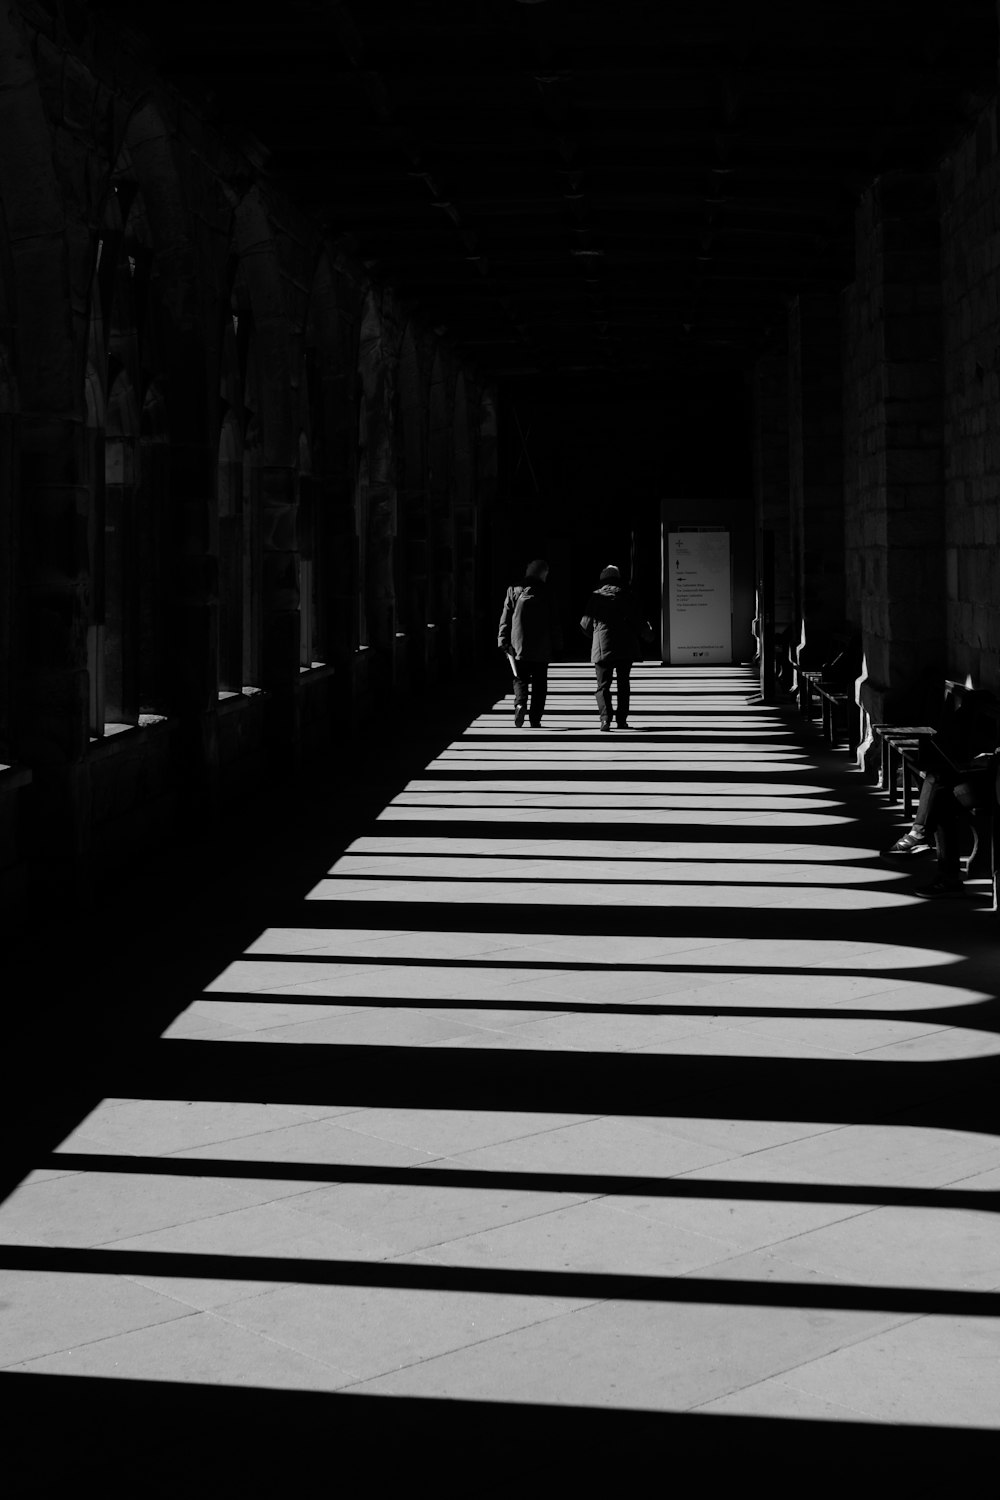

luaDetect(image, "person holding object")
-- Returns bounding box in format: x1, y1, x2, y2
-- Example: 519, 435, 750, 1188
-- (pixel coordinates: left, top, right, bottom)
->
881, 686, 999, 896
580, 563, 654, 731
497, 558, 560, 727
883, 751, 998, 897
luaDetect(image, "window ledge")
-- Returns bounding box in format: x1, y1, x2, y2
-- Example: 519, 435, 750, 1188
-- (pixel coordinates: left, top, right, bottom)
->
88, 716, 172, 757
0, 763, 32, 792
217, 687, 268, 715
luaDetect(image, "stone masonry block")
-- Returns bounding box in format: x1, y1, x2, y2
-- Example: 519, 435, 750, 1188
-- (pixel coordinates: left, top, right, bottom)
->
62, 52, 99, 133
884, 449, 942, 484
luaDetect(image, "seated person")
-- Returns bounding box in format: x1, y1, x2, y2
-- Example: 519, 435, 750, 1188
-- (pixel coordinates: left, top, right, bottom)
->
883, 754, 997, 897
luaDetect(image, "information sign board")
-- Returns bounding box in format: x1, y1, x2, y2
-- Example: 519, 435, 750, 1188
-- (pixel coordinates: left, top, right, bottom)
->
666, 530, 732, 663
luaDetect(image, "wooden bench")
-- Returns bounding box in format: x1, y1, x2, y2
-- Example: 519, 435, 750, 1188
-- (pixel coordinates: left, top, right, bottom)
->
795, 633, 863, 748
874, 723, 937, 817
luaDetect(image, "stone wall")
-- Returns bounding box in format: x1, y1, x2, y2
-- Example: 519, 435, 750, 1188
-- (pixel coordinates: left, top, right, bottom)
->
0, 3, 497, 912
941, 100, 1000, 695
763, 100, 1000, 736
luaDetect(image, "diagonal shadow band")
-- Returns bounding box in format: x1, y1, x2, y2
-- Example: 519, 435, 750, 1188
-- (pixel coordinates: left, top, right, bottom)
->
2, 1244, 999, 1317
97, 1039, 1000, 1134
3, 1371, 999, 1495
40, 1152, 1000, 1213
263, 896, 992, 941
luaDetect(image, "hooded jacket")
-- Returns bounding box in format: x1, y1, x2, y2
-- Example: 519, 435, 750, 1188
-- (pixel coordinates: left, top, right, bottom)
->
579, 583, 652, 664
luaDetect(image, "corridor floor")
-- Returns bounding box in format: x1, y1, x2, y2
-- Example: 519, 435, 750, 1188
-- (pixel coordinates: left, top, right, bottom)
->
3, 664, 1000, 1489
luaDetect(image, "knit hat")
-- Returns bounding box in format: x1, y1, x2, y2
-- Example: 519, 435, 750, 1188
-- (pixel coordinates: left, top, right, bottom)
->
599, 564, 621, 583
525, 558, 549, 580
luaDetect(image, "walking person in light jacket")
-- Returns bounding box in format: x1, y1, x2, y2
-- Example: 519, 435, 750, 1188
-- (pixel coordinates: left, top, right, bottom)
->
580, 563, 653, 731
498, 558, 561, 727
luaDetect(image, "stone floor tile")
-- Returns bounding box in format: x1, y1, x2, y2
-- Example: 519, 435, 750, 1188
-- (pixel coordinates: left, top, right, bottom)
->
8, 1310, 356, 1390
204, 958, 373, 993
505, 1010, 716, 1052
320, 1106, 600, 1157
445, 1113, 736, 1180
724, 1122, 1000, 1189
0, 1268, 193, 1366
215, 1280, 593, 1383
626, 1109, 837, 1157
52, 1098, 358, 1160
781, 1315, 1000, 1427
613, 1163, 870, 1256
692, 1377, 872, 1421
104, 1199, 397, 1310
762, 1201, 1000, 1289
181, 998, 367, 1032
398, 1194, 740, 1280
209, 1007, 495, 1049
0, 1168, 277, 1248
276, 1163, 598, 1256
854, 1028, 1000, 1061
354, 1270, 909, 1410
715, 1014, 952, 1055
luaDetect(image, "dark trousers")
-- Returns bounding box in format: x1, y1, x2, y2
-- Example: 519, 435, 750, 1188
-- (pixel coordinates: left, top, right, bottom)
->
915, 766, 992, 874
513, 659, 548, 722
594, 658, 631, 724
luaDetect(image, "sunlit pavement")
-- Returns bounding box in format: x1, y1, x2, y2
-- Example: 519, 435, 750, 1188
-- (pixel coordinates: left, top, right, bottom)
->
3, 664, 1000, 1483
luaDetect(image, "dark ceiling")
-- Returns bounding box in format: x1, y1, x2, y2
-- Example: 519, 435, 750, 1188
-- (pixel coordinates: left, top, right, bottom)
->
96, 0, 999, 385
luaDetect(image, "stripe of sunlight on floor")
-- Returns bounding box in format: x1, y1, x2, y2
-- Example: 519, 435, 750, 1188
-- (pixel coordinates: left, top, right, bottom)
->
3, 664, 1000, 1469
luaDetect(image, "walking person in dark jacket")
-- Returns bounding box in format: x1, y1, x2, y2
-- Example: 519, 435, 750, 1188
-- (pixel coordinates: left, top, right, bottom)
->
580, 563, 653, 731
498, 558, 560, 727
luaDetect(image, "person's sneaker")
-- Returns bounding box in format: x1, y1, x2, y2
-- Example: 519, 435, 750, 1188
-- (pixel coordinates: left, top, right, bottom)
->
599, 721, 610, 733
513, 705, 526, 728
529, 719, 542, 728
882, 828, 931, 857
616, 720, 630, 730
915, 875, 968, 898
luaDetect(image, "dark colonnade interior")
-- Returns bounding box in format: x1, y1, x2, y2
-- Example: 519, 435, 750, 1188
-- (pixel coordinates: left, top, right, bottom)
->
3, 1, 1000, 1486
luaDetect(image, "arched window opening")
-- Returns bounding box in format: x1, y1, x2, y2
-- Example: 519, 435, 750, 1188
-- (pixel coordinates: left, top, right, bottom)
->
217, 263, 261, 692
242, 415, 262, 687
217, 410, 243, 692
0, 332, 17, 766
302, 258, 360, 675
428, 355, 452, 636
355, 392, 369, 649
138, 381, 170, 715
104, 368, 140, 725
86, 169, 167, 734
396, 325, 428, 645
297, 430, 319, 668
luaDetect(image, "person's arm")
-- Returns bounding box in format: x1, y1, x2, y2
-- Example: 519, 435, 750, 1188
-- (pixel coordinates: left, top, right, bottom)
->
498, 588, 515, 651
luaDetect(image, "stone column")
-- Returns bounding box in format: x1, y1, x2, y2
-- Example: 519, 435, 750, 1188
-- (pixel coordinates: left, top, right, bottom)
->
788, 293, 846, 663
752, 350, 791, 692
260, 463, 302, 772
851, 172, 945, 729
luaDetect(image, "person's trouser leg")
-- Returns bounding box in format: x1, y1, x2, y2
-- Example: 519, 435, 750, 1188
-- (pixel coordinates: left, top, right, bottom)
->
616, 662, 631, 725
528, 662, 548, 724
594, 661, 613, 725
912, 770, 941, 837
513, 660, 530, 723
